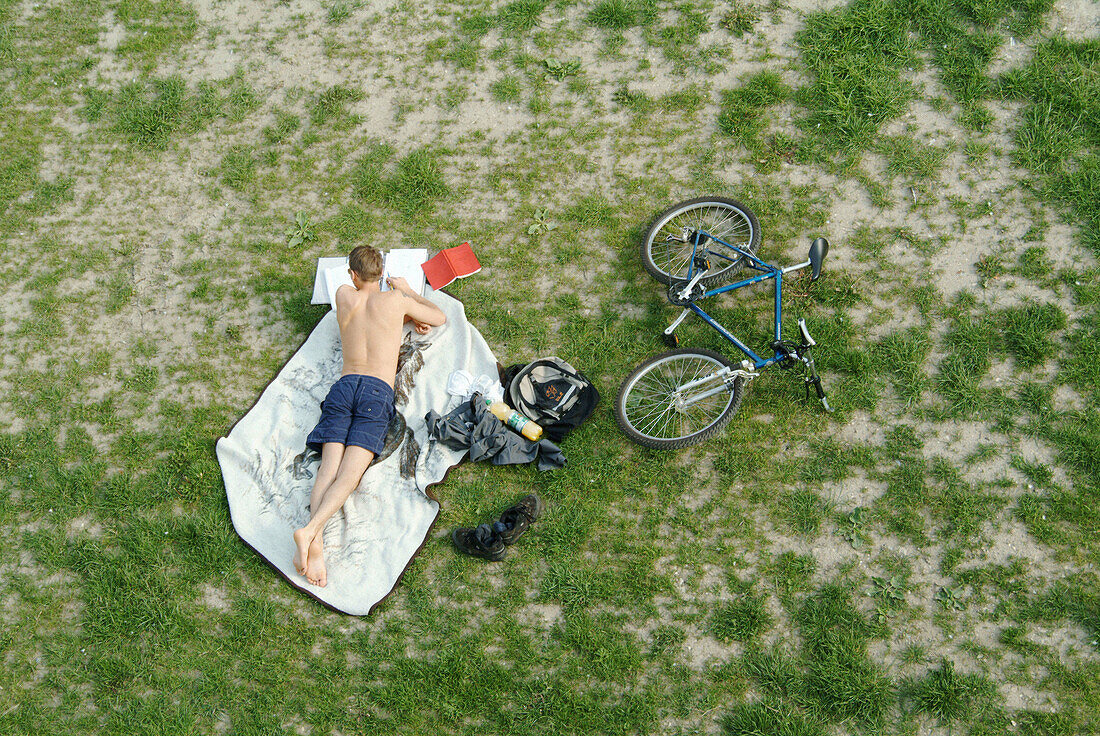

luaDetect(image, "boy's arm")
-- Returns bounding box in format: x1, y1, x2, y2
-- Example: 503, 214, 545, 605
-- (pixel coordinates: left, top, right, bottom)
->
404, 314, 433, 334
334, 284, 355, 317
386, 277, 447, 326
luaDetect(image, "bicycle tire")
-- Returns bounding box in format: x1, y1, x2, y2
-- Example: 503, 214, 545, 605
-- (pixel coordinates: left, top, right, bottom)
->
640, 197, 761, 286
615, 348, 745, 449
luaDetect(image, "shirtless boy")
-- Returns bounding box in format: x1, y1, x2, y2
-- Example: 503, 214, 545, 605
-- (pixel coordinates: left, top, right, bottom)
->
293, 245, 446, 587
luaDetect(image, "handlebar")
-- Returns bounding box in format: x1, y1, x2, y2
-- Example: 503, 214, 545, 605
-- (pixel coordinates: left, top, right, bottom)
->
797, 318, 816, 347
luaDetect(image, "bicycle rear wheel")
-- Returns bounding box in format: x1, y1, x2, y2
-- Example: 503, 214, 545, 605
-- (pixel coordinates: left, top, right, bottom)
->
641, 197, 761, 285
616, 348, 745, 449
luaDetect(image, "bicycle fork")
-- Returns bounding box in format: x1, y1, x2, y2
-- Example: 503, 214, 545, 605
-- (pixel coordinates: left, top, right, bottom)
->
797, 318, 832, 413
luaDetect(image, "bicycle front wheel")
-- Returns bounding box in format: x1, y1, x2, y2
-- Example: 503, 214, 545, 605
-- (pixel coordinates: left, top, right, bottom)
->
616, 348, 745, 449
641, 197, 761, 285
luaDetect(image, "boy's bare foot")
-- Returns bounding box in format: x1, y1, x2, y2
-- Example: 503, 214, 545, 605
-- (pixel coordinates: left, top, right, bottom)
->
292, 527, 312, 576
305, 537, 327, 587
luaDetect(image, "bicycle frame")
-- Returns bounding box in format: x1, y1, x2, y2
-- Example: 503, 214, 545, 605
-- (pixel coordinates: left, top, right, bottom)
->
664, 230, 815, 370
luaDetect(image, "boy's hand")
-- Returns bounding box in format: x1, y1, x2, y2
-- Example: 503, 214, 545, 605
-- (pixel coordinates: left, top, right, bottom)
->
403, 314, 433, 334
386, 276, 411, 294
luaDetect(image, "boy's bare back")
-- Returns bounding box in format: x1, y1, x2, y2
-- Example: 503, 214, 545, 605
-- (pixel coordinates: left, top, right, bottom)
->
334, 277, 446, 387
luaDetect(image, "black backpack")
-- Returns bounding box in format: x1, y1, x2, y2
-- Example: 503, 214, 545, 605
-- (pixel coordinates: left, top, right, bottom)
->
501, 357, 600, 443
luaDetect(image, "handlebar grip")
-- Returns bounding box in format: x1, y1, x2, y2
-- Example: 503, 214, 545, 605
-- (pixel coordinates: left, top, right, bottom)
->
811, 375, 834, 412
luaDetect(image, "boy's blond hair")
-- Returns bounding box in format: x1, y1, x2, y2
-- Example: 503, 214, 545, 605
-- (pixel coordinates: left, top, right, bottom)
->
348, 245, 383, 282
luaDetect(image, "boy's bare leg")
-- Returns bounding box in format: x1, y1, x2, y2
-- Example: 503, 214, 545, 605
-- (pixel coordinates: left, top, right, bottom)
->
293, 442, 345, 583
293, 445, 375, 587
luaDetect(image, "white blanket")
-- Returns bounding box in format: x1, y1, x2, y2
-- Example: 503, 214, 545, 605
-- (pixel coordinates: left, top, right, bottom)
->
216, 289, 497, 614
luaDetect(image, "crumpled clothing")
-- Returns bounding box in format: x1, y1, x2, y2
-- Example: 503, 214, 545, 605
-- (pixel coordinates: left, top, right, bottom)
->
446, 370, 505, 403
425, 395, 565, 471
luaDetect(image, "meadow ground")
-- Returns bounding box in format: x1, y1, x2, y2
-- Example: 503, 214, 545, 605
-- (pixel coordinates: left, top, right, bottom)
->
2, 0, 1100, 734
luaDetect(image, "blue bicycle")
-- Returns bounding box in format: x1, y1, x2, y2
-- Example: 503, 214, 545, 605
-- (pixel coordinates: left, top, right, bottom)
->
615, 196, 831, 449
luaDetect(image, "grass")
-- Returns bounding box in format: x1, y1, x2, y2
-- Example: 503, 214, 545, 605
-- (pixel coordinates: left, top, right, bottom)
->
797, 585, 895, 726
720, 2, 762, 38
586, 0, 658, 31
718, 71, 791, 147
1001, 37, 1100, 255
497, 0, 548, 35
114, 76, 190, 149
219, 145, 257, 190
872, 327, 931, 405
778, 488, 830, 535
490, 76, 523, 103
309, 84, 364, 128
2, 0, 1100, 734
904, 658, 996, 722
795, 0, 1059, 157
721, 701, 825, 736
709, 589, 773, 642
657, 4, 723, 73
325, 0, 361, 25
114, 0, 198, 69
352, 145, 451, 217
795, 0, 918, 151
877, 135, 950, 180
262, 109, 301, 145
1002, 302, 1067, 367
83, 75, 260, 150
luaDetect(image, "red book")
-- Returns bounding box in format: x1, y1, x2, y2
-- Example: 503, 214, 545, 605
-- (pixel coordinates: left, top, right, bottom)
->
421, 242, 482, 289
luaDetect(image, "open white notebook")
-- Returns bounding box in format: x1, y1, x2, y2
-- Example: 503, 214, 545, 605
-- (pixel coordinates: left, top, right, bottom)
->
311, 249, 427, 310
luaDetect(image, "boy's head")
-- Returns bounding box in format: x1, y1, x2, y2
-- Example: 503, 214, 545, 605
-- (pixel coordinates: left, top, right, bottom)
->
348, 245, 383, 283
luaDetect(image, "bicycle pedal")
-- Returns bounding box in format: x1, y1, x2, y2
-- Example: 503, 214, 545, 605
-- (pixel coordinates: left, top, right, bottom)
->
663, 332, 678, 348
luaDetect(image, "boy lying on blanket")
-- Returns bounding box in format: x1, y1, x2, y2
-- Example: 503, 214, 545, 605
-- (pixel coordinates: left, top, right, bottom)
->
293, 245, 447, 587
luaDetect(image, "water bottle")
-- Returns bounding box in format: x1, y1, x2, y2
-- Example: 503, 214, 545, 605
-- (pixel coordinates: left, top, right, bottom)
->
483, 398, 543, 441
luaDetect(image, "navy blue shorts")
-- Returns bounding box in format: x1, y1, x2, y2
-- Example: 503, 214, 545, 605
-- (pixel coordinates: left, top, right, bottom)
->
306, 375, 395, 455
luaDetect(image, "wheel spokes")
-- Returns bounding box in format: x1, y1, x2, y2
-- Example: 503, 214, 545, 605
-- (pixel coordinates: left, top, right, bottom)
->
625, 356, 732, 440
650, 203, 755, 279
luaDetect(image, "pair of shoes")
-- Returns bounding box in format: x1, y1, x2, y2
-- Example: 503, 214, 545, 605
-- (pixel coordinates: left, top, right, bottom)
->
451, 494, 544, 561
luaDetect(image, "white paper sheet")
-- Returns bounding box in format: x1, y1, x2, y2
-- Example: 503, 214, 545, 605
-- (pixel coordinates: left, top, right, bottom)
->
322, 267, 353, 310
382, 248, 427, 295
311, 257, 348, 305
